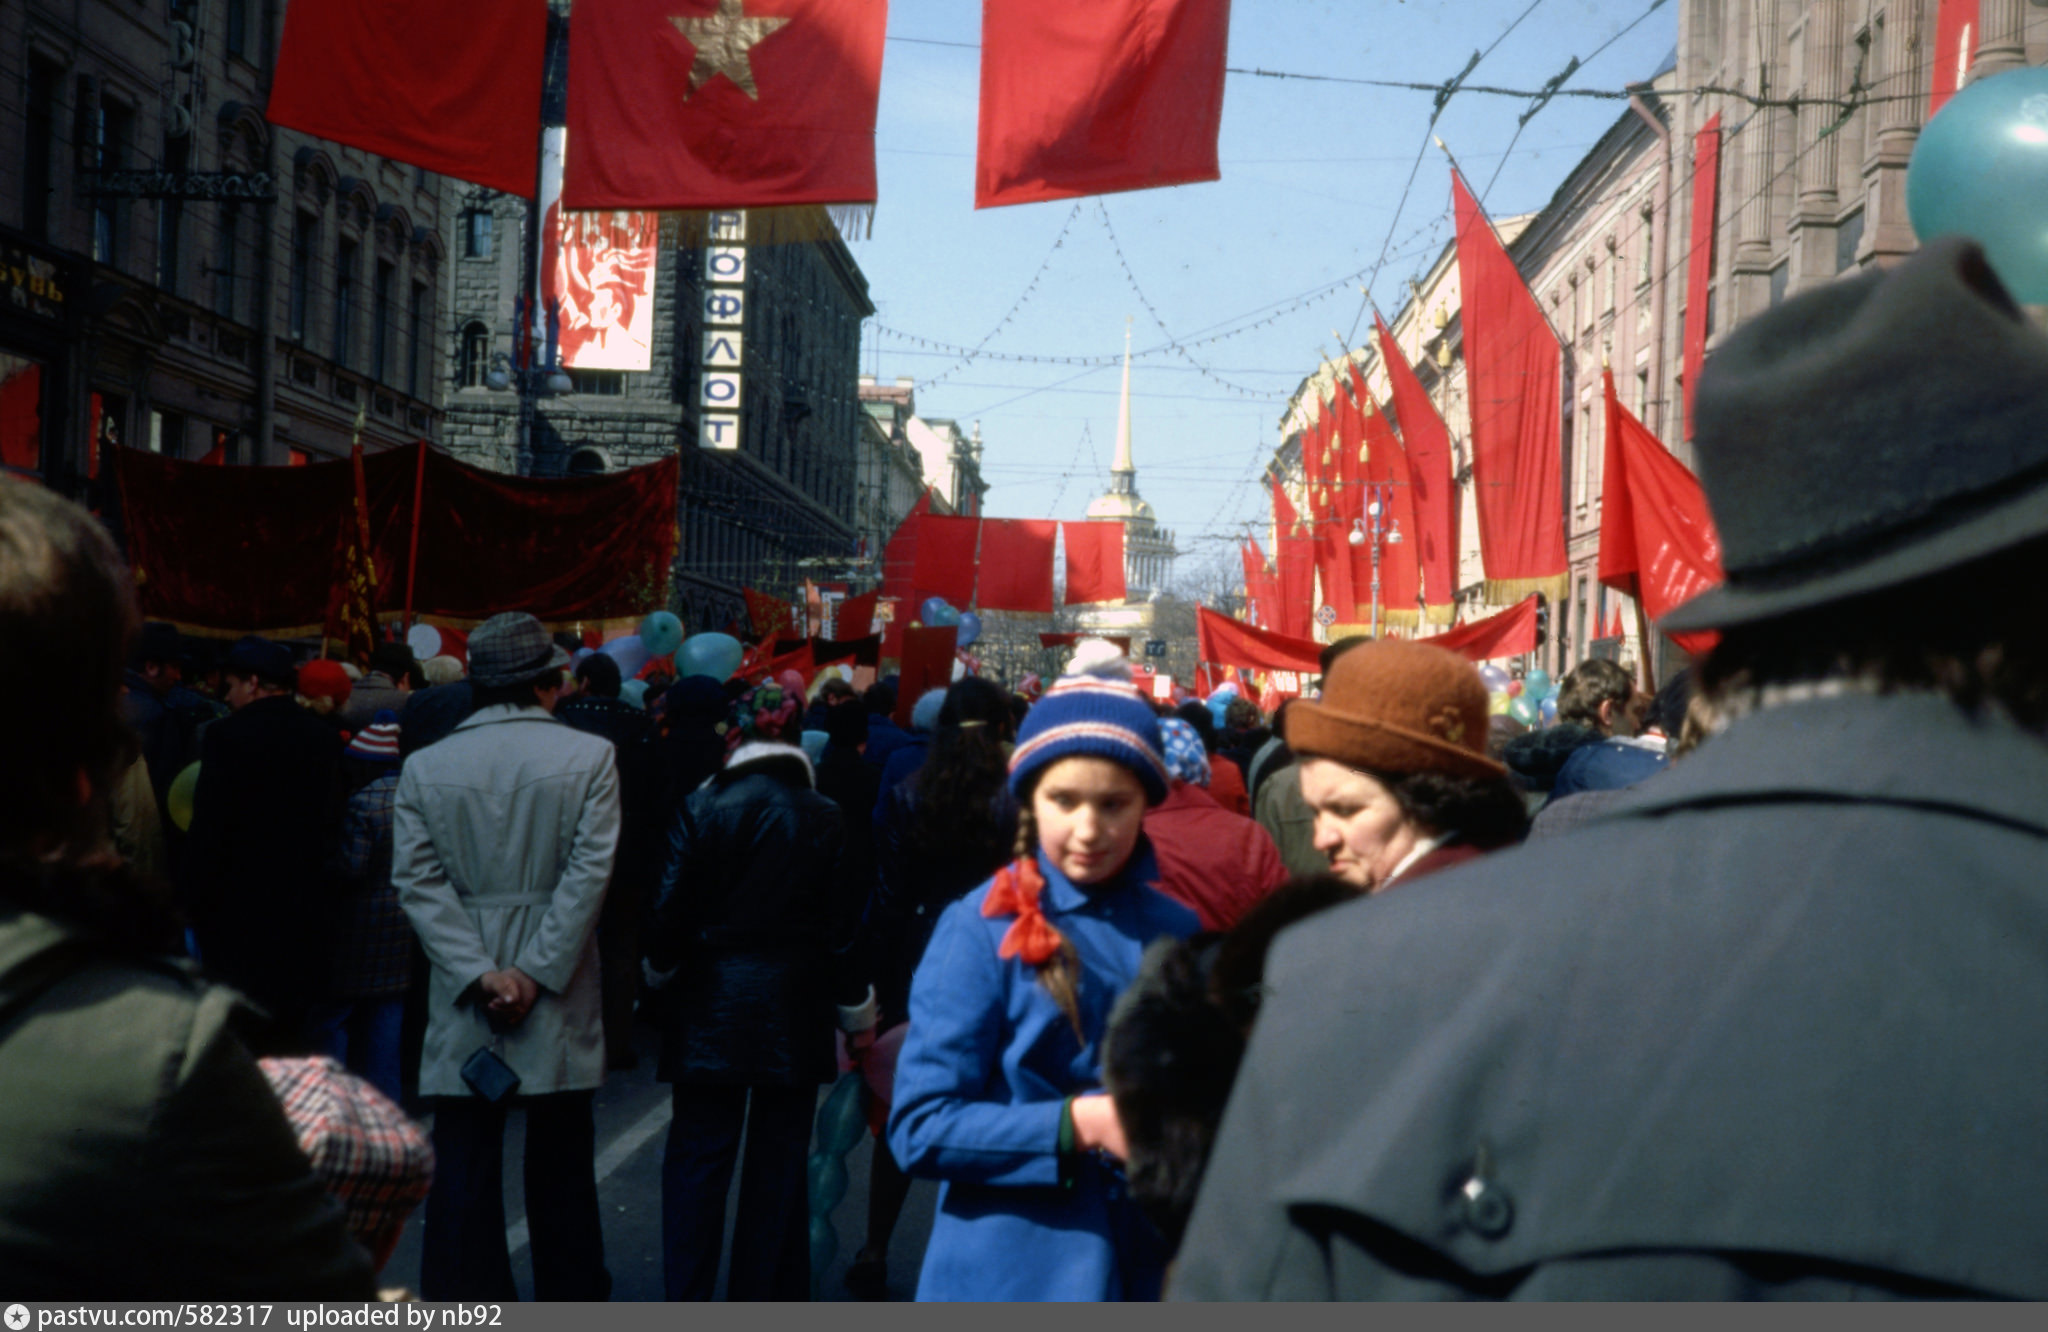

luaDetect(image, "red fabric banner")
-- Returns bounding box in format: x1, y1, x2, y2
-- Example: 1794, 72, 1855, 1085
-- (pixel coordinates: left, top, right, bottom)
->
1425, 595, 1539, 662
1270, 471, 1301, 536
115, 443, 678, 633
1374, 314, 1459, 623
1061, 521, 1127, 605
1240, 535, 1280, 630
1597, 370, 1724, 657
977, 519, 1058, 612
743, 588, 796, 641
976, 0, 1231, 209
1684, 116, 1723, 441
836, 590, 879, 639
1196, 606, 1321, 674
1352, 372, 1424, 629
268, 0, 545, 197
895, 626, 959, 727
563, 0, 886, 210
880, 491, 934, 604
911, 515, 981, 610
1931, 0, 1981, 117
1452, 170, 1567, 603
325, 441, 381, 663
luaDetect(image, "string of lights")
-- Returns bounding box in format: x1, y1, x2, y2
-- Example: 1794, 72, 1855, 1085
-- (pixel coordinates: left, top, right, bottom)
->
1093, 199, 1284, 400
909, 200, 1086, 392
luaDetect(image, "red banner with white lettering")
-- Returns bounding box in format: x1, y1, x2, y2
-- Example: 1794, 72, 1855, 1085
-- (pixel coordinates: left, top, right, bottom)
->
1061, 521, 1127, 605
1598, 370, 1724, 657
1374, 313, 1459, 623
1452, 169, 1567, 603
1684, 115, 1722, 441
977, 519, 1058, 612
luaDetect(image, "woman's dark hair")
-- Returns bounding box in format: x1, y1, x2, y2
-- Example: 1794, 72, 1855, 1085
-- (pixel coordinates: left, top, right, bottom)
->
1173, 702, 1218, 753
1376, 769, 1529, 850
908, 676, 1014, 873
471, 667, 565, 711
0, 482, 181, 952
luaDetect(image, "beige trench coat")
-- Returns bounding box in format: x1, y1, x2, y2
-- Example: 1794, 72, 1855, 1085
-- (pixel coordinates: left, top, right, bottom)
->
394, 703, 620, 1097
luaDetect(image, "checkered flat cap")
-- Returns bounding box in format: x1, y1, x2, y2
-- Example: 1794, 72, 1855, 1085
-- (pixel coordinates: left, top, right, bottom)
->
466, 612, 569, 687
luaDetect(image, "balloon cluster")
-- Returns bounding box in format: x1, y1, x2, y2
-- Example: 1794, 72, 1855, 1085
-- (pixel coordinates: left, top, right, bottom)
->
806, 1071, 867, 1295
1479, 663, 1558, 727
914, 598, 982, 647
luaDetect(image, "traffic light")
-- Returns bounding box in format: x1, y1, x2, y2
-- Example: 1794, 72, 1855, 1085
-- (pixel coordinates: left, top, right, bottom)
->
1534, 593, 1550, 648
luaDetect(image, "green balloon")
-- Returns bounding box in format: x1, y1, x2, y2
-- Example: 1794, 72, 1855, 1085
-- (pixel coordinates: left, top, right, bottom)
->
1509, 695, 1541, 727
808, 1212, 838, 1297
167, 761, 201, 832
814, 1071, 867, 1157
807, 1151, 849, 1217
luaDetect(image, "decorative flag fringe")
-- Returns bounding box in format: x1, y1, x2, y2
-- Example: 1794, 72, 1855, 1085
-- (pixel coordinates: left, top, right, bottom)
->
653, 204, 874, 247
1483, 574, 1569, 605
1381, 607, 1423, 628
1423, 602, 1458, 626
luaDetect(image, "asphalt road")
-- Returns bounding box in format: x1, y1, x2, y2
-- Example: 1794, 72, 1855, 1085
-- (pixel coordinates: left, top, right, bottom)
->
378, 1022, 938, 1302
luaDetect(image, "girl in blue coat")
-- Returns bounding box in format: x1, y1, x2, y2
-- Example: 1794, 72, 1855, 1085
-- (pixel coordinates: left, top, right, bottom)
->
886, 647, 1200, 1301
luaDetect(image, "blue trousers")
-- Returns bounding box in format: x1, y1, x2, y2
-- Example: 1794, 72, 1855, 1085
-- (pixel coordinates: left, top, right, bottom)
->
661, 1083, 813, 1300
307, 999, 405, 1104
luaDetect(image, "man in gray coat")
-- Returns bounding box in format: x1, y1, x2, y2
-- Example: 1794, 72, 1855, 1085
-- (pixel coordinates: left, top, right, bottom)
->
1173, 238, 2048, 1299
395, 612, 620, 1301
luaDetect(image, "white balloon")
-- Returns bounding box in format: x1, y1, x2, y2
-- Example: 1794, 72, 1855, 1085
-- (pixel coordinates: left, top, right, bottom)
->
407, 624, 442, 659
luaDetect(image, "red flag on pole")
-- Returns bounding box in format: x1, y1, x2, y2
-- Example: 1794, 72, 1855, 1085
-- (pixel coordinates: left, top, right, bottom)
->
743, 588, 796, 641
268, 0, 545, 197
1061, 521, 1127, 605
1374, 314, 1459, 624
1598, 369, 1723, 657
977, 519, 1058, 612
1683, 116, 1723, 441
1425, 595, 1540, 662
325, 439, 382, 664
912, 515, 981, 609
562, 0, 887, 211
1451, 168, 1568, 604
975, 0, 1231, 209
1269, 475, 1315, 640
1930, 0, 1981, 117
1351, 369, 1424, 630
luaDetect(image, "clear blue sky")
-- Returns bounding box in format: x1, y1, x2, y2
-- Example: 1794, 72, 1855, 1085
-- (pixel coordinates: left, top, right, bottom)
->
846, 0, 1678, 591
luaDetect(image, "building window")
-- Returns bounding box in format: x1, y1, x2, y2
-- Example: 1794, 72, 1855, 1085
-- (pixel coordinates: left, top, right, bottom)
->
148, 410, 186, 456
215, 202, 240, 320
408, 282, 428, 398
1575, 576, 1589, 660
226, 0, 249, 58
333, 237, 358, 369
371, 259, 394, 382
23, 60, 60, 243
567, 448, 607, 476
156, 134, 189, 296
1603, 242, 1617, 313
289, 211, 316, 342
567, 369, 625, 396
1634, 366, 1650, 418
92, 94, 135, 266
463, 210, 493, 259
1638, 206, 1654, 286
458, 321, 490, 388
1769, 261, 1789, 308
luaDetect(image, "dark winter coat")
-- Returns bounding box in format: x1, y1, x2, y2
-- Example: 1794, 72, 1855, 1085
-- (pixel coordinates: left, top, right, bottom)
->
869, 775, 1017, 1025
1175, 692, 2048, 1300
645, 746, 864, 1086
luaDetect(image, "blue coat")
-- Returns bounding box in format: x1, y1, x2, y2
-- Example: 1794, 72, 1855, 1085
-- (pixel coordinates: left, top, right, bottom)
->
887, 844, 1199, 1301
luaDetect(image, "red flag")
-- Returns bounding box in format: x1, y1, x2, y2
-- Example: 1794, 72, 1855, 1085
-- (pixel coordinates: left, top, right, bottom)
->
1196, 606, 1320, 675
1061, 522, 1127, 605
1684, 116, 1723, 441
1598, 370, 1724, 658
912, 515, 981, 609
563, 0, 887, 210
1350, 371, 1424, 630
1607, 602, 1626, 641
977, 519, 1058, 612
894, 626, 959, 727
1930, 0, 1981, 117
1426, 595, 1540, 662
976, 0, 1231, 209
1374, 314, 1459, 623
837, 590, 879, 638
1269, 475, 1315, 640
268, 0, 545, 197
325, 441, 381, 664
1452, 169, 1567, 603
1239, 536, 1279, 629
880, 490, 935, 604
743, 588, 796, 641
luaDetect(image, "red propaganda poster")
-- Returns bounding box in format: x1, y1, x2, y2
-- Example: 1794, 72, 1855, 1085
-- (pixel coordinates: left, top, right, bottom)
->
547, 209, 660, 372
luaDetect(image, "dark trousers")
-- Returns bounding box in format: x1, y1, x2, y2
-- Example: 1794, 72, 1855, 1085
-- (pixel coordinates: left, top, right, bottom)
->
662, 1083, 813, 1300
421, 1093, 609, 1301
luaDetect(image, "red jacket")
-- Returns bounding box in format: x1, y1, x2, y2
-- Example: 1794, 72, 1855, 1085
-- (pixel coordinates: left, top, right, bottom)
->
1143, 781, 1290, 931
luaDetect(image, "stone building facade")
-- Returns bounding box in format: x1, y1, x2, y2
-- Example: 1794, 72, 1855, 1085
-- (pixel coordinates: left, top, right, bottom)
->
0, 0, 450, 501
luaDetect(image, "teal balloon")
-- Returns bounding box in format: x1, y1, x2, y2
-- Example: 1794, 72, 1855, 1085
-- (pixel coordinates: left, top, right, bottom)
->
1509, 695, 1541, 726
815, 1072, 866, 1156
919, 596, 953, 625
1523, 669, 1553, 701
807, 1152, 849, 1216
807, 1213, 838, 1293
931, 603, 961, 629
619, 679, 650, 711
678, 632, 744, 681
956, 611, 983, 648
1908, 67, 2048, 302
639, 610, 684, 657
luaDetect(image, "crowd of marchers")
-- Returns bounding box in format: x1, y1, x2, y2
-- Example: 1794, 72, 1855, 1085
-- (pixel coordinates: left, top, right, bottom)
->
2, 237, 2046, 1301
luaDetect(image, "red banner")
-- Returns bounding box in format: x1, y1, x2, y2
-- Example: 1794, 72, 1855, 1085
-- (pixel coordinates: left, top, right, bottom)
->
1240, 535, 1280, 630
1930, 0, 1981, 117
1452, 170, 1567, 603
975, 0, 1230, 209
836, 589, 879, 639
1374, 314, 1458, 623
1684, 116, 1722, 441
1353, 371, 1424, 629
1196, 606, 1321, 674
895, 626, 959, 728
115, 443, 678, 633
1425, 595, 1539, 662
1598, 370, 1724, 658
325, 440, 381, 663
911, 515, 981, 609
1061, 521, 1127, 605
268, 0, 544, 197
977, 518, 1058, 612
562, 0, 886, 210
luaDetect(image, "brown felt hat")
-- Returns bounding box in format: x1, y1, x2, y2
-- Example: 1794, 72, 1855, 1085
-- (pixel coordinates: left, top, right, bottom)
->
1284, 639, 1504, 780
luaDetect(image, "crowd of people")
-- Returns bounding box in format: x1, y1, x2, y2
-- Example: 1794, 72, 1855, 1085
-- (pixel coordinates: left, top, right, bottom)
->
2, 237, 2045, 1301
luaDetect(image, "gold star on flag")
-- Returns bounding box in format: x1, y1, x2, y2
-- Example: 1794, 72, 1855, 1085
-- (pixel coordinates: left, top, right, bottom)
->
671, 0, 789, 101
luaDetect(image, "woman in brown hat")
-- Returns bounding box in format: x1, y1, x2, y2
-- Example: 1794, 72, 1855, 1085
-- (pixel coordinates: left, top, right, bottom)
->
1285, 640, 1527, 892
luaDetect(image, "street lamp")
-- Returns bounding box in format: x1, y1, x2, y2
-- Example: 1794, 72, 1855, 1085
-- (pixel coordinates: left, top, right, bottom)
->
1348, 483, 1403, 639
483, 352, 573, 474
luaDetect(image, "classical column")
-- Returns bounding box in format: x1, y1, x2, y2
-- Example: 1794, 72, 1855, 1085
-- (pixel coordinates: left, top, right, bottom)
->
1972, 0, 2029, 80
1866, 0, 1928, 263
1790, 0, 1847, 293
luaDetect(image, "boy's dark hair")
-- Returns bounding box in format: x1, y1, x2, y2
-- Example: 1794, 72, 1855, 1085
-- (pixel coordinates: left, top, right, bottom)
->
575, 652, 623, 698
1555, 658, 1635, 730
368, 641, 418, 682
817, 677, 856, 704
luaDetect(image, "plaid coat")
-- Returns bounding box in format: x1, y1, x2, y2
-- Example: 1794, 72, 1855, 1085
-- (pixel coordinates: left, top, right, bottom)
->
333, 773, 412, 1000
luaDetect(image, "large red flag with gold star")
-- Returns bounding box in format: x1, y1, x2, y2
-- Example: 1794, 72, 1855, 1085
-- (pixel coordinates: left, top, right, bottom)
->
562, 0, 886, 210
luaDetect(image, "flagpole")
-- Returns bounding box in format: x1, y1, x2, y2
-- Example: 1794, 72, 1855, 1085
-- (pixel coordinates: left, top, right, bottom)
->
403, 439, 427, 636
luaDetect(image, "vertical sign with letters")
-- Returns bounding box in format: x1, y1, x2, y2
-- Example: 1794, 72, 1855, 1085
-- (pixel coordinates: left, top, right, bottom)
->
699, 211, 746, 450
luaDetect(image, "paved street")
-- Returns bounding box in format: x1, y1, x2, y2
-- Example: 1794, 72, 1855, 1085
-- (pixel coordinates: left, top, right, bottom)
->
379, 1023, 939, 1302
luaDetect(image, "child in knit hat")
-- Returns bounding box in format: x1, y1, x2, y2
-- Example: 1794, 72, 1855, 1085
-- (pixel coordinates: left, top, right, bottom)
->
884, 641, 1198, 1301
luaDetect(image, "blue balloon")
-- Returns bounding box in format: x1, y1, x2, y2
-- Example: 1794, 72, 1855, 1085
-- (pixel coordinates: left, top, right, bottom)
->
1477, 662, 1511, 692
678, 632, 744, 681
1523, 669, 1554, 702
1909, 67, 2048, 301
919, 596, 953, 626
956, 611, 983, 648
598, 633, 649, 678
930, 603, 962, 629
1539, 696, 1559, 725
639, 610, 684, 658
